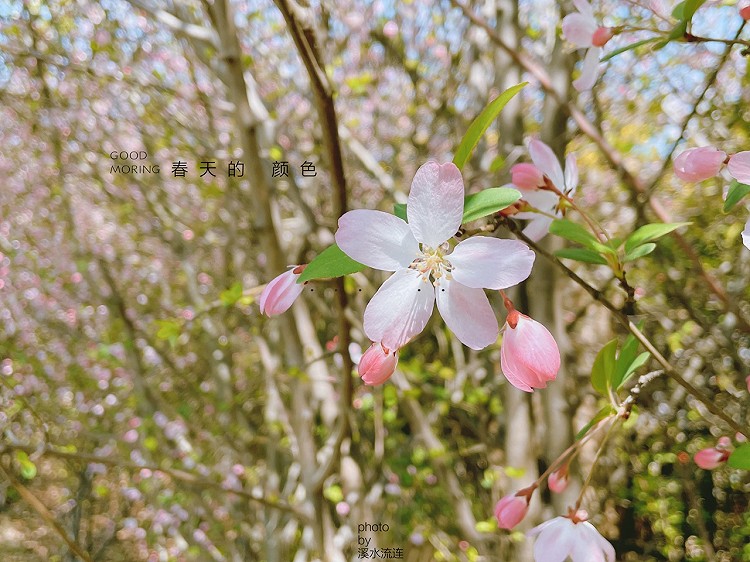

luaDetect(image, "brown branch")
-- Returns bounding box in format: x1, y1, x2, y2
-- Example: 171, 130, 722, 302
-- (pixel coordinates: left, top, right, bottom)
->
273, 0, 355, 489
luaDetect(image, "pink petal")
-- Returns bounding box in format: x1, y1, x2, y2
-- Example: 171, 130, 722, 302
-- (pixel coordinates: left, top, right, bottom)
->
335, 209, 419, 271
363, 268, 435, 350
522, 215, 555, 242
529, 139, 565, 189
407, 161, 465, 248
435, 278, 498, 350
562, 12, 597, 47
532, 518, 576, 562
449, 236, 535, 290
515, 189, 560, 217
358, 343, 399, 385
259, 267, 305, 316
743, 218, 750, 251
674, 146, 726, 182
511, 163, 545, 190
693, 447, 725, 470
548, 468, 569, 493
727, 151, 750, 184
573, 47, 601, 91
494, 494, 529, 530
564, 153, 579, 194
501, 314, 560, 391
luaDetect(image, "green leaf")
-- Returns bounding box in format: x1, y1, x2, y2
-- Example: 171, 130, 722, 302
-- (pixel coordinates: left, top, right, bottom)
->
462, 187, 521, 223
624, 222, 690, 253
156, 319, 181, 343
453, 82, 527, 170
15, 451, 37, 479
591, 339, 618, 396
220, 282, 243, 306
575, 405, 615, 440
394, 203, 407, 221
616, 352, 651, 389
727, 443, 750, 470
600, 38, 662, 63
671, 0, 686, 18
555, 248, 609, 265
549, 219, 612, 254
678, 0, 706, 21
297, 243, 366, 283
613, 333, 639, 387
724, 181, 750, 212
623, 242, 656, 262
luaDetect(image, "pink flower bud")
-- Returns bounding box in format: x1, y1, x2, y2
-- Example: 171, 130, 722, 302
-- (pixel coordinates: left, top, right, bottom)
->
694, 447, 728, 470
511, 163, 545, 191
500, 311, 561, 392
673, 146, 727, 182
741, 1, 750, 20
259, 265, 306, 317
358, 343, 398, 386
716, 436, 732, 450
592, 27, 614, 47
548, 466, 569, 494
494, 493, 529, 530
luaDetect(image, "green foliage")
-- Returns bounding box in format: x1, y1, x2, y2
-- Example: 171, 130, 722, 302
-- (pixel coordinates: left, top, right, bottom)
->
575, 405, 615, 440
15, 451, 37, 479
624, 222, 690, 254
549, 219, 612, 254
555, 247, 609, 265
156, 319, 182, 345
461, 187, 521, 223
591, 333, 651, 397
600, 38, 662, 63
452, 82, 527, 170
296, 243, 366, 282
728, 444, 750, 470
724, 181, 750, 212
220, 282, 243, 306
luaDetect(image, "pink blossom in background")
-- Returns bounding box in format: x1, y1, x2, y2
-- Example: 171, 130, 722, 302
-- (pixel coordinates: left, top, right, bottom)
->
548, 466, 569, 493
673, 146, 726, 182
335, 161, 535, 350
494, 492, 530, 530
528, 511, 615, 562
694, 437, 732, 470
500, 307, 561, 392
259, 265, 306, 316
513, 139, 578, 241
561, 0, 612, 91
727, 150, 750, 184
358, 342, 398, 385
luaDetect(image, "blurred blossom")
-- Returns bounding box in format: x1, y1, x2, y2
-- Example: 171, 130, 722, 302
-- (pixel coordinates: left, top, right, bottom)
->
673, 146, 726, 182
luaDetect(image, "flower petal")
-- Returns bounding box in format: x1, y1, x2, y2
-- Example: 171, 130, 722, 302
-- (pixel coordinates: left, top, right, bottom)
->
522, 215, 555, 242
564, 153, 579, 194
336, 209, 419, 271
449, 236, 535, 290
532, 518, 576, 562
364, 268, 435, 350
529, 139, 565, 189
728, 151, 750, 184
407, 161, 465, 248
562, 12, 597, 47
743, 217, 750, 251
573, 47, 601, 91
435, 278, 498, 350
